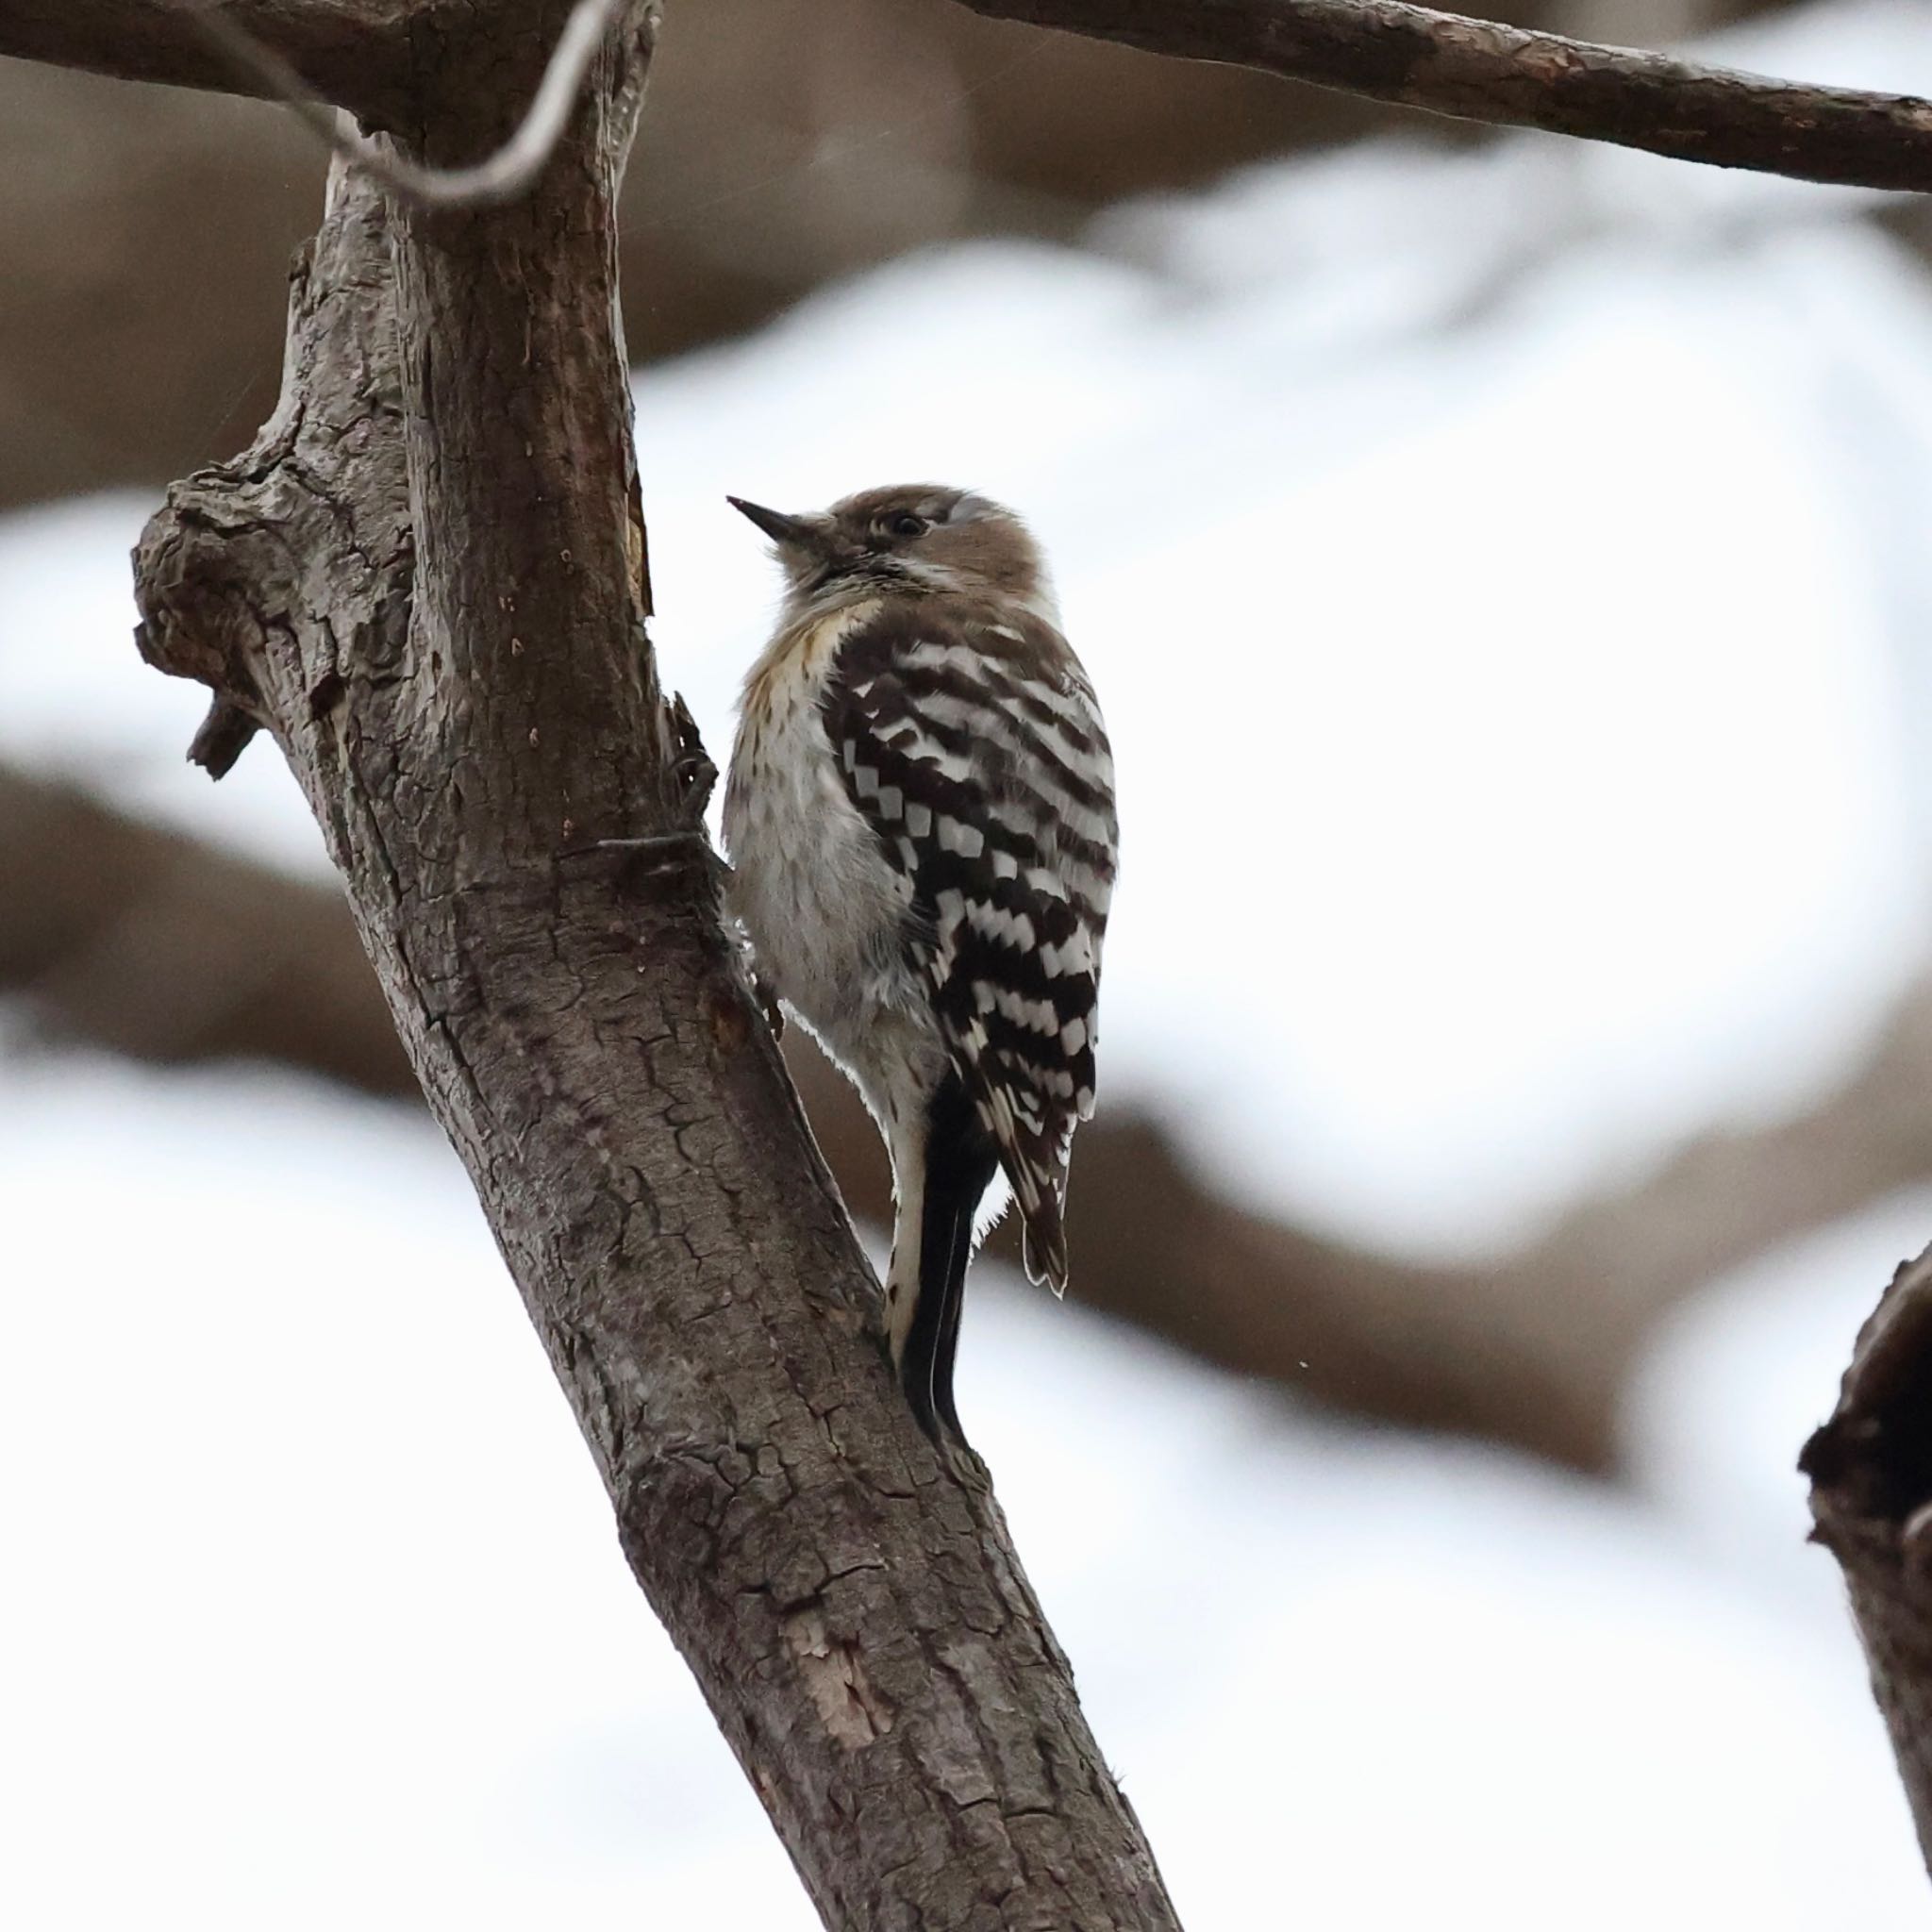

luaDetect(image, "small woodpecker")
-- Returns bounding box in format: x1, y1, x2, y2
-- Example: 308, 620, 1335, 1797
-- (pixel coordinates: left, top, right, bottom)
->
723, 485, 1117, 1443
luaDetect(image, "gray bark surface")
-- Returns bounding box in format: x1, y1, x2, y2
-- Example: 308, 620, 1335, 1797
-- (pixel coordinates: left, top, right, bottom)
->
126, 8, 1178, 1925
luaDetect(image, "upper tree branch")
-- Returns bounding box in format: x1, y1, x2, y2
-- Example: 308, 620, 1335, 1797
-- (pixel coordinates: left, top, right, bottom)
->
952, 0, 1932, 192
14, 1, 1932, 195
0, 2, 415, 121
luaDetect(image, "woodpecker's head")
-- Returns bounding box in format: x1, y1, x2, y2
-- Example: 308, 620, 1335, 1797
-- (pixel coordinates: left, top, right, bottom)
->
728, 485, 1054, 617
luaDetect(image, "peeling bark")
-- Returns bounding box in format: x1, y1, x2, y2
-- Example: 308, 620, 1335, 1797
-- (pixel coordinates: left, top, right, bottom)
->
127, 10, 1177, 1926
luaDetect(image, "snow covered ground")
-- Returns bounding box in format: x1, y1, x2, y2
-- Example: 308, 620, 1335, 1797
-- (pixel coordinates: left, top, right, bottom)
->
7, 0, 1932, 1922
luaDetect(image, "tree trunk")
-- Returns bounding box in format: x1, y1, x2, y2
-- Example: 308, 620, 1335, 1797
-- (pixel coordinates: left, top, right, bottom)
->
129, 9, 1177, 1925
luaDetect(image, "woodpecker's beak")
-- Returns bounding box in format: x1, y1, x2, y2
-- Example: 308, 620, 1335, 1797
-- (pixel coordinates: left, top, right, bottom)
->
727, 496, 815, 548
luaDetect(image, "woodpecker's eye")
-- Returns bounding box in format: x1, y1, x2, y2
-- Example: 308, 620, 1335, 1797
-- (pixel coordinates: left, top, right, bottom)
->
882, 512, 928, 540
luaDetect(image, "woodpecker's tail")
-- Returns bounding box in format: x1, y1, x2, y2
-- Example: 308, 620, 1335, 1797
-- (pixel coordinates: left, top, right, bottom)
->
891, 1071, 999, 1443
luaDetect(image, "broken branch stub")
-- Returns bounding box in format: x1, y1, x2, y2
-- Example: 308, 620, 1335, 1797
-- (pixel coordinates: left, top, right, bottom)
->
1805, 1244, 1932, 1873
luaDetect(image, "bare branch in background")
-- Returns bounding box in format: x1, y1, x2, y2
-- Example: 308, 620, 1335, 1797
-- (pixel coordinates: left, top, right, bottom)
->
16, 758, 1932, 1475
0, 767, 404, 1090
1805, 1246, 1932, 1867
952, 0, 1932, 192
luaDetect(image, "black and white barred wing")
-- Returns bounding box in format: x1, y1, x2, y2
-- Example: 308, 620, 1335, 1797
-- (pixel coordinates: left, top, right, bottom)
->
821, 605, 1117, 1292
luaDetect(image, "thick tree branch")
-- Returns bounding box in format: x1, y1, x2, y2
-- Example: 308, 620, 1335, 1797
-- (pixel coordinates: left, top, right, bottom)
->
15, 1, 1932, 195
1805, 1246, 1932, 1868
121, 8, 1177, 1925
0, 2, 413, 120
952, 0, 1932, 192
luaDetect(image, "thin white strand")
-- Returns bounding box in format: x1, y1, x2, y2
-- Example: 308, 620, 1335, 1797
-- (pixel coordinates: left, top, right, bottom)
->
186, 0, 632, 209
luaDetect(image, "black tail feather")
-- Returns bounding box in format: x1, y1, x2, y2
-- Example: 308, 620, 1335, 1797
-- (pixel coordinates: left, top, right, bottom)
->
899, 1072, 999, 1443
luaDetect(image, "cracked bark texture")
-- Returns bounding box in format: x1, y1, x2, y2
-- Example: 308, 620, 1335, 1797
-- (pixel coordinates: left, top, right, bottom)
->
127, 8, 1177, 1927
1805, 1246, 1932, 1869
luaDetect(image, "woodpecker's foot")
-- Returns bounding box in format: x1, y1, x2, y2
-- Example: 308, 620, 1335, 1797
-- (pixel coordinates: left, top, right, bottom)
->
665, 692, 717, 828
753, 969, 785, 1043
578, 830, 728, 866
563, 830, 731, 898
670, 747, 718, 827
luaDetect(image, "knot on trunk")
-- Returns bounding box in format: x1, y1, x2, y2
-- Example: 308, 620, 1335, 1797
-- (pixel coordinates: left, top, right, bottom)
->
133, 478, 283, 763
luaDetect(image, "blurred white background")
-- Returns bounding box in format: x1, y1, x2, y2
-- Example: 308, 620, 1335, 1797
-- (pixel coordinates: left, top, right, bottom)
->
6, 0, 1932, 1924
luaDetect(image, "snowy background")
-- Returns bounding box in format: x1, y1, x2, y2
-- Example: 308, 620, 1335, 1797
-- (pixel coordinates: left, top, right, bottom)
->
8, 0, 1932, 1923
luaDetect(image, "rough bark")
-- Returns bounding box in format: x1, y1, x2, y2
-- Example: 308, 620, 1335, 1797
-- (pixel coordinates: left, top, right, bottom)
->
1804, 1246, 1932, 1869
951, 0, 1932, 191
125, 9, 1178, 1927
